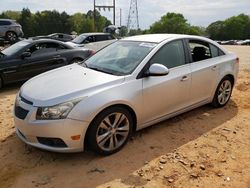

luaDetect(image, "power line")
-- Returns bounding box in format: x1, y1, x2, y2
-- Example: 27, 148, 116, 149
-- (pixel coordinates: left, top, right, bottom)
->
94, 0, 116, 30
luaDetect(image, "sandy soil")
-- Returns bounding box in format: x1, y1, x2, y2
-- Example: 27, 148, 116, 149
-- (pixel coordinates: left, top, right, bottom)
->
0, 45, 249, 188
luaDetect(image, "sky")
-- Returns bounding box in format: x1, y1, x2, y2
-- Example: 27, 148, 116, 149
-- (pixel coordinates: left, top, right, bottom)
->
0, 0, 250, 29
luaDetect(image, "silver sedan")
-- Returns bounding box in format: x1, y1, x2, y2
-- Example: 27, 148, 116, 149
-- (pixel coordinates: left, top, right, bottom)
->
14, 34, 239, 155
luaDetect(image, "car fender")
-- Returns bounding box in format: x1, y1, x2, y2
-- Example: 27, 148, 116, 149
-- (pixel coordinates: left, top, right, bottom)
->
68, 78, 143, 126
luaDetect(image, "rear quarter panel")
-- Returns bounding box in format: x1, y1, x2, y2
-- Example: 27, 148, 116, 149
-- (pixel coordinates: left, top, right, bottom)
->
210, 52, 238, 101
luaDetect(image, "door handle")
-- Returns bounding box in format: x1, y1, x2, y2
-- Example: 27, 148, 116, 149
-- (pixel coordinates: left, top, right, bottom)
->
181, 75, 188, 81
211, 65, 217, 71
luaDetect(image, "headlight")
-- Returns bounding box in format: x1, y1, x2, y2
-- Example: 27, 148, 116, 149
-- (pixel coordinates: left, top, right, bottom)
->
36, 99, 82, 120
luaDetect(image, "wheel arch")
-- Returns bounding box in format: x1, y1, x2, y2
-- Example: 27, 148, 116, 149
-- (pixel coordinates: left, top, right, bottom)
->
224, 74, 235, 86
83, 103, 138, 150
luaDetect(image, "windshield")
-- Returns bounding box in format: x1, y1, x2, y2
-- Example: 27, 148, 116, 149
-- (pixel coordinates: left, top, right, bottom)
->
72, 35, 87, 44
83, 41, 157, 76
2, 41, 30, 56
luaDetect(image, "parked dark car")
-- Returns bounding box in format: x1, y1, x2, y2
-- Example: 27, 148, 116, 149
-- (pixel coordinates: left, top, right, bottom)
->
0, 39, 93, 88
31, 33, 74, 42
220, 40, 238, 45
0, 19, 24, 43
66, 33, 116, 47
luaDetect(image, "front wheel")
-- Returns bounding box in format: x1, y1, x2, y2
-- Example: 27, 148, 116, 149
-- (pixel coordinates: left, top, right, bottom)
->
87, 107, 133, 155
212, 76, 233, 107
0, 77, 3, 89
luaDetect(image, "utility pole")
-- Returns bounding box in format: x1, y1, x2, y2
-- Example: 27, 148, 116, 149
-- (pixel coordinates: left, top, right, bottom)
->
127, 0, 139, 32
120, 8, 122, 26
94, 0, 116, 31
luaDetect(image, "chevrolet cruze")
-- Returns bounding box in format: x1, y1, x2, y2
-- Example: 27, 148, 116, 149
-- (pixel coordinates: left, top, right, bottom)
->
14, 34, 239, 155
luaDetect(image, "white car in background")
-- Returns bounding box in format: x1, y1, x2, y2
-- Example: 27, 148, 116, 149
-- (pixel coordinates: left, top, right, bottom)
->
14, 34, 239, 155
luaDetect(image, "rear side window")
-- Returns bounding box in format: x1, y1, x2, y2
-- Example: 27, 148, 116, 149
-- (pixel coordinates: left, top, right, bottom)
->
150, 40, 185, 69
95, 35, 108, 41
84, 36, 95, 43
26, 42, 59, 55
209, 44, 225, 57
210, 44, 219, 57
0, 20, 11, 26
108, 35, 115, 40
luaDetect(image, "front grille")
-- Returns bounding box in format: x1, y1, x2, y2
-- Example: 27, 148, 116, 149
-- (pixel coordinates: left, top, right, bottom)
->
37, 137, 67, 148
15, 106, 29, 120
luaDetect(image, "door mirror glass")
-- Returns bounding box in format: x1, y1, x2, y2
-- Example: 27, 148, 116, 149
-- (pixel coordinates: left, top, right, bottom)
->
147, 63, 169, 76
21, 52, 31, 59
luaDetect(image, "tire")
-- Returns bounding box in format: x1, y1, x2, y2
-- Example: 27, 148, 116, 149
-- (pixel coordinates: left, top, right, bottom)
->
86, 107, 133, 155
0, 76, 2, 89
212, 76, 233, 108
70, 58, 83, 64
6, 31, 17, 43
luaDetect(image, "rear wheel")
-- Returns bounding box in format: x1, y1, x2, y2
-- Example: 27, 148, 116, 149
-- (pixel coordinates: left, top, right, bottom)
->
6, 31, 17, 43
212, 76, 233, 107
87, 107, 133, 155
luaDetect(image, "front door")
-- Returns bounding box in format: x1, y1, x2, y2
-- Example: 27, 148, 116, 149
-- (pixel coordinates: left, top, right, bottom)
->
19, 42, 66, 80
142, 40, 191, 124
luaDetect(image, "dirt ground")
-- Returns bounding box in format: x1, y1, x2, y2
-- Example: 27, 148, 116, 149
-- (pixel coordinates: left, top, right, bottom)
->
0, 45, 249, 188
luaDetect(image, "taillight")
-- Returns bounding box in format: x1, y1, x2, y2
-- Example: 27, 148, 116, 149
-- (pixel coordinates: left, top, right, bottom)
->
236, 57, 239, 64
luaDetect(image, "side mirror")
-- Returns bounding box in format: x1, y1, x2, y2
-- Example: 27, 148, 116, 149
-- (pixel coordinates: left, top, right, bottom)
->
21, 52, 31, 59
146, 63, 169, 76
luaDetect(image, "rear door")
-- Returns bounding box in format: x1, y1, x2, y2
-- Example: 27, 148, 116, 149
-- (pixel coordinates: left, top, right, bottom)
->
142, 40, 192, 124
0, 20, 10, 37
186, 39, 221, 104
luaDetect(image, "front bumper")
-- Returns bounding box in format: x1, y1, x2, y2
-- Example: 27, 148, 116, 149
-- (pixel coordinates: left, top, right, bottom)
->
14, 95, 89, 153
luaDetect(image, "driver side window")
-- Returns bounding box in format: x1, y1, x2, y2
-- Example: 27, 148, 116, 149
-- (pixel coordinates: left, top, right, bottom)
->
26, 43, 57, 55
150, 40, 185, 69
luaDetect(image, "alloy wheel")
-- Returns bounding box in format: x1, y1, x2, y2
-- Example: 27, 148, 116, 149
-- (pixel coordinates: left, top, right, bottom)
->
6, 32, 17, 42
96, 112, 130, 152
217, 80, 232, 105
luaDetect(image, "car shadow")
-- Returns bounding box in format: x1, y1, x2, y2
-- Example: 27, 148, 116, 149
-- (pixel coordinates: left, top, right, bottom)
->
0, 99, 238, 187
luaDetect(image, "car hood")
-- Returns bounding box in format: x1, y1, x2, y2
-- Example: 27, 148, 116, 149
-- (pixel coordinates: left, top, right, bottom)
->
20, 64, 125, 106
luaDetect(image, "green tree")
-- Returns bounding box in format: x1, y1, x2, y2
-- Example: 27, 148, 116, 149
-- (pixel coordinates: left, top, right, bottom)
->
148, 12, 203, 35
18, 8, 36, 37
206, 14, 250, 40
0, 8, 112, 37
0, 10, 20, 20
149, 13, 189, 34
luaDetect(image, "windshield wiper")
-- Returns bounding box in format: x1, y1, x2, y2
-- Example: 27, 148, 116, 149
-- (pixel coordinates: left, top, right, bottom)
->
88, 66, 115, 75
81, 62, 88, 67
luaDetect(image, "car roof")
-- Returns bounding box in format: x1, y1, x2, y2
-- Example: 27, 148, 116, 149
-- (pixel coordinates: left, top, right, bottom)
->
122, 34, 209, 43
23, 38, 72, 47
0, 19, 15, 22
79, 33, 111, 36
49, 33, 70, 36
